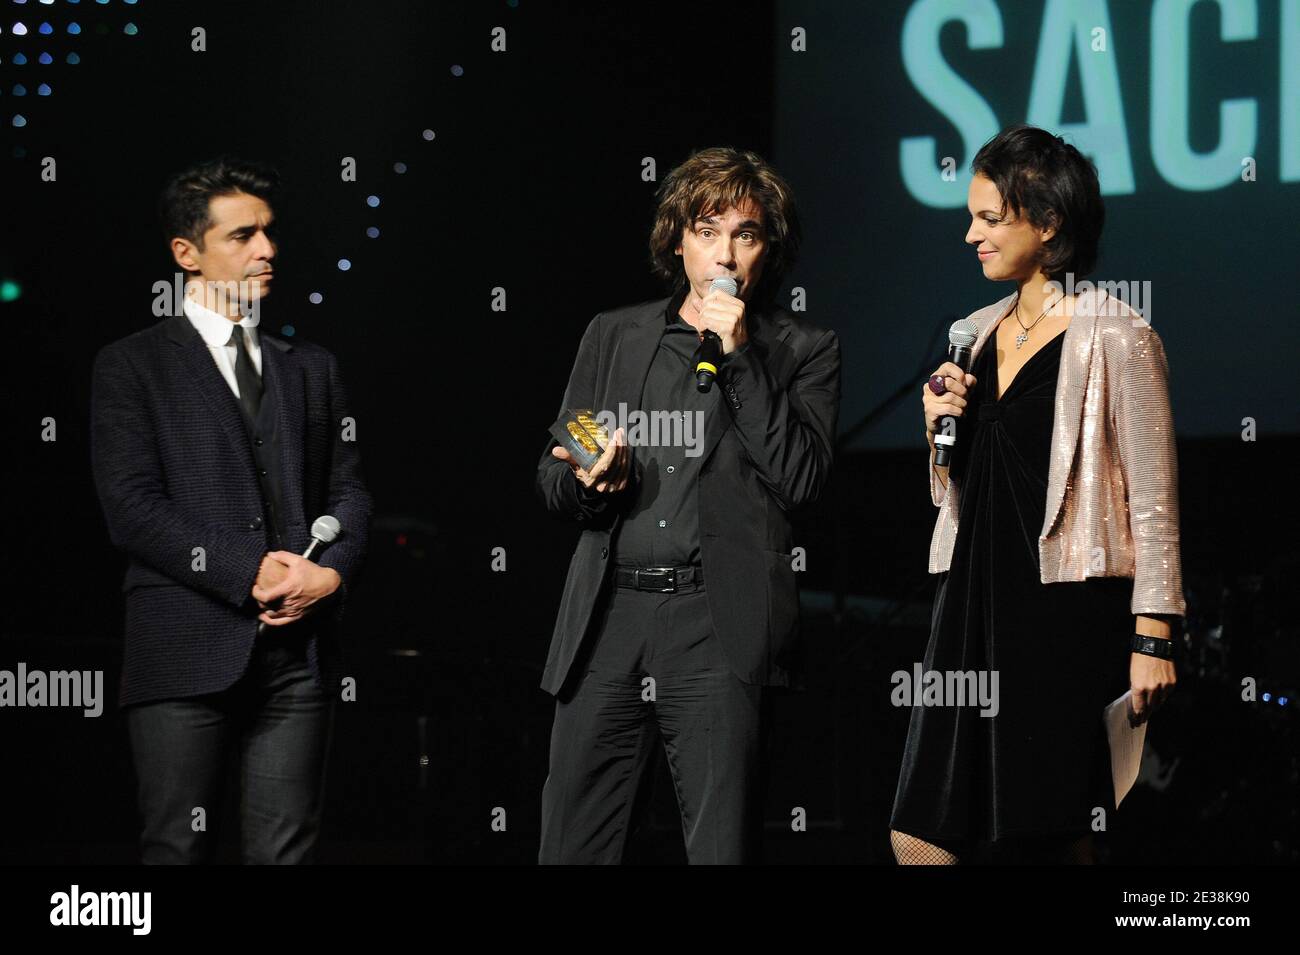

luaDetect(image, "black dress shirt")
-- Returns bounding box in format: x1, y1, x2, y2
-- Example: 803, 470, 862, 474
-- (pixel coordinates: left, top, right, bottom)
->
610, 287, 747, 567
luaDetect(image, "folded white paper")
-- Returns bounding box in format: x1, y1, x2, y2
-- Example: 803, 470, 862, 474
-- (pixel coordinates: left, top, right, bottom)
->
1104, 690, 1148, 808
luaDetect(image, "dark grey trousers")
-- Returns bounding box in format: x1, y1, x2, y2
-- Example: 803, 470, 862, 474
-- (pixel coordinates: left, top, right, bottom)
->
125, 631, 334, 864
539, 580, 765, 864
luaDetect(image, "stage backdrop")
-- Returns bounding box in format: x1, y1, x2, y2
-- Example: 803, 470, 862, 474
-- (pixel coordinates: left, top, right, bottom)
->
773, 0, 1298, 448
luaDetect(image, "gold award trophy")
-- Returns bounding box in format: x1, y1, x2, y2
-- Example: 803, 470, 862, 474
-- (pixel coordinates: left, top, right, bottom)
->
548, 408, 610, 472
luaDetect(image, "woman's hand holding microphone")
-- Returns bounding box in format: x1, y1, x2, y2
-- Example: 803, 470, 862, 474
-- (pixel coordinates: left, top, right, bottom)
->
923, 362, 978, 484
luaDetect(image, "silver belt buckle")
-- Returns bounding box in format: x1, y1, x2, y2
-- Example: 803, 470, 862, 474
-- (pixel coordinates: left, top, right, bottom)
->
638, 566, 678, 593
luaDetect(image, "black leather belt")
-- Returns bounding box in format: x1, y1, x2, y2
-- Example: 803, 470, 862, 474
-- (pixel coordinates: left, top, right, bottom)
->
613, 565, 704, 593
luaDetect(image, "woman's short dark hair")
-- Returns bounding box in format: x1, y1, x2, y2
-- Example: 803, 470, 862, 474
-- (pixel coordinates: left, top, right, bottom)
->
971, 125, 1104, 281
158, 156, 280, 251
649, 146, 801, 306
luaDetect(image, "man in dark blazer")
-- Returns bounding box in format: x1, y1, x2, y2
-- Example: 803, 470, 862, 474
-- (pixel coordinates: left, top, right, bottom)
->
536, 147, 840, 863
90, 157, 371, 863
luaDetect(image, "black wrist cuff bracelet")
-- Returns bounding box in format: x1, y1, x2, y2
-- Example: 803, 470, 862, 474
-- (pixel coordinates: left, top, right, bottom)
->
1131, 634, 1175, 659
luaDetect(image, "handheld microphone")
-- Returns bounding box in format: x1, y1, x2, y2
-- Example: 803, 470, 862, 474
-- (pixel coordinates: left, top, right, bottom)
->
257, 514, 342, 636
932, 319, 978, 468
695, 276, 738, 393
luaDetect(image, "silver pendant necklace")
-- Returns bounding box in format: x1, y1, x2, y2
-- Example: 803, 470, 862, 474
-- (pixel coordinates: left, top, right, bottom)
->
1013, 291, 1061, 349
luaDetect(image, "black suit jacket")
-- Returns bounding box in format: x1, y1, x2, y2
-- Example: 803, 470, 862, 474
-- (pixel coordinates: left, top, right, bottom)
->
90, 315, 372, 707
536, 296, 840, 695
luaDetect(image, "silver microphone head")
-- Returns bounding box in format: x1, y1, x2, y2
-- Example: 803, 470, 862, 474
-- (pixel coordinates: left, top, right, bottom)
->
948, 319, 978, 348
310, 515, 341, 543
709, 277, 739, 297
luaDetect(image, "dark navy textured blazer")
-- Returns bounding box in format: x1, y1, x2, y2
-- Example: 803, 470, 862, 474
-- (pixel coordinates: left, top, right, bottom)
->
90, 314, 372, 707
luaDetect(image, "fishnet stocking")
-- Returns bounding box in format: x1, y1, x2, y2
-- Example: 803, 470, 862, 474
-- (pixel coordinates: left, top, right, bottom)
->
890, 829, 958, 865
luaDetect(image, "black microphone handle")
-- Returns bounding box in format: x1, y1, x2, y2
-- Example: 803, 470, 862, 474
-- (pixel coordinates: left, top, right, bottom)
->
696, 330, 722, 393
932, 342, 974, 468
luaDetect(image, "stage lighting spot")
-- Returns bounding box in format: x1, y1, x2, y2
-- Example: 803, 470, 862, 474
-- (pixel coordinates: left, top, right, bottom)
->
11, 114, 26, 127
366, 226, 380, 238
37, 83, 50, 96
1, 281, 21, 303
280, 324, 295, 336
309, 292, 323, 304
124, 22, 138, 35
39, 22, 52, 35
393, 161, 407, 174
67, 53, 80, 64
12, 23, 28, 37
422, 129, 435, 141
451, 64, 463, 76
68, 23, 81, 35
13, 85, 26, 96
14, 53, 27, 64
337, 259, 351, 271
39, 52, 53, 64
366, 195, 380, 207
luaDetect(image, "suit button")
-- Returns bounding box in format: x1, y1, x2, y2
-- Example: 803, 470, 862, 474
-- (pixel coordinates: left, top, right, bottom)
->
254, 437, 264, 447
600, 547, 608, 558
249, 517, 263, 530
666, 465, 675, 474
258, 468, 268, 477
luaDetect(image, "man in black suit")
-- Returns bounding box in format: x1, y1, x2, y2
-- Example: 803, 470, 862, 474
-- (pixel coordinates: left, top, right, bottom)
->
536, 147, 840, 863
90, 158, 371, 863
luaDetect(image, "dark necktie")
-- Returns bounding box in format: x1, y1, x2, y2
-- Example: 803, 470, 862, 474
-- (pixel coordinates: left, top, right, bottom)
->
229, 324, 263, 420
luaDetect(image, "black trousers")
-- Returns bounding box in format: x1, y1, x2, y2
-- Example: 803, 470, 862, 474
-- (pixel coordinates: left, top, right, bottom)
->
539, 579, 765, 864
124, 630, 334, 864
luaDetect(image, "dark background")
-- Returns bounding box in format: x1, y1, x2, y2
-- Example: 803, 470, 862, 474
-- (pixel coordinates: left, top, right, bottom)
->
0, 0, 1294, 864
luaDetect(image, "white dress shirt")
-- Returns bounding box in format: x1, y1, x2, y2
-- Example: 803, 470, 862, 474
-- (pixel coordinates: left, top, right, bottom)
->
182, 295, 263, 399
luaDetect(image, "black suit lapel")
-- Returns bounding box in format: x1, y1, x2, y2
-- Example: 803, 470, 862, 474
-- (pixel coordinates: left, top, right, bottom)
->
259, 333, 303, 531
694, 305, 793, 467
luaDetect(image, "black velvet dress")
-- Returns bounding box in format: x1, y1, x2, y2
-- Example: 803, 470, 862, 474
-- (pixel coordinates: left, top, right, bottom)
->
890, 329, 1133, 848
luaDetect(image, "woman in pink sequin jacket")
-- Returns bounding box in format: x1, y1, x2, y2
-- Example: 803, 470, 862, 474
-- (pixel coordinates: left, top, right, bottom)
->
889, 125, 1183, 866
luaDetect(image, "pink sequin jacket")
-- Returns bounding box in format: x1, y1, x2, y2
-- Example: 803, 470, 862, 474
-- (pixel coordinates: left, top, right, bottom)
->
928, 286, 1185, 617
